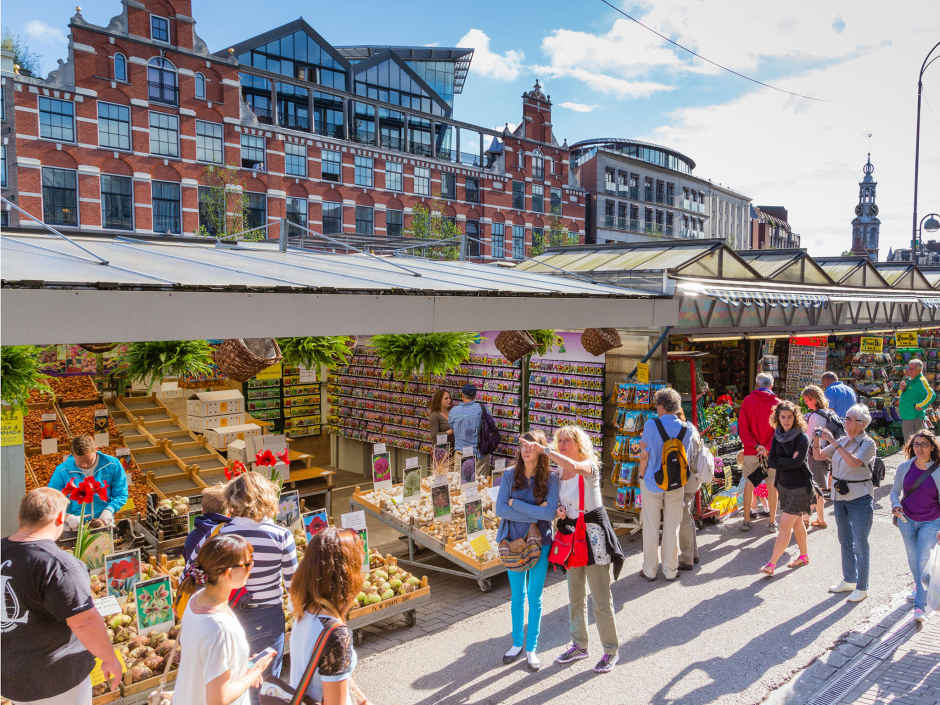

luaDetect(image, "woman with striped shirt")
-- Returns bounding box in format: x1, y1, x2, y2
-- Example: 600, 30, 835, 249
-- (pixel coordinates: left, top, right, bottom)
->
222, 473, 298, 704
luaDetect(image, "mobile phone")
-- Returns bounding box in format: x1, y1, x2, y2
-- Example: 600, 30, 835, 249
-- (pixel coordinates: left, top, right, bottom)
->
815, 429, 823, 437
248, 647, 277, 669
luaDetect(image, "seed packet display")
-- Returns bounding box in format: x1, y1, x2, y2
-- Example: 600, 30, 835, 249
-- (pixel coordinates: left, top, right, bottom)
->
105, 548, 141, 598
402, 456, 421, 505
615, 461, 638, 486
134, 575, 174, 635
431, 474, 452, 522
621, 412, 643, 434
302, 509, 329, 539
617, 383, 635, 407
464, 493, 484, 538
634, 384, 651, 408
372, 443, 392, 490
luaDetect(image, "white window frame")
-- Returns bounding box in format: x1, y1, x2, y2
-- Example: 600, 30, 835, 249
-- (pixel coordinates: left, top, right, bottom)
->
148, 110, 180, 158
97, 100, 132, 151
354, 155, 373, 187
240, 133, 266, 172
113, 53, 128, 82
195, 120, 224, 165
386, 162, 403, 192
414, 166, 430, 196
284, 141, 307, 177
150, 14, 171, 44
194, 72, 206, 101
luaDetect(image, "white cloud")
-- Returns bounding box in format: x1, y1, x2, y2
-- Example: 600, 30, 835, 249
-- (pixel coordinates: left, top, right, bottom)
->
558, 101, 599, 113
457, 29, 524, 81
24, 20, 65, 44
644, 8, 940, 257
533, 64, 672, 98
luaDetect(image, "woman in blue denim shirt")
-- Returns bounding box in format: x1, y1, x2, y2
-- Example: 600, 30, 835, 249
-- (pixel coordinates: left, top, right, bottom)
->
495, 430, 560, 672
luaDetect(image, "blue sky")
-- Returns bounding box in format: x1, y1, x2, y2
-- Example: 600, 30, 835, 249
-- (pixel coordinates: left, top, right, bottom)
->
5, 0, 940, 257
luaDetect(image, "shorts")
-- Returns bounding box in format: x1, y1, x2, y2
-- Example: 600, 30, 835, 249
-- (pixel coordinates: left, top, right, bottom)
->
808, 458, 830, 492
777, 484, 814, 515
740, 454, 776, 487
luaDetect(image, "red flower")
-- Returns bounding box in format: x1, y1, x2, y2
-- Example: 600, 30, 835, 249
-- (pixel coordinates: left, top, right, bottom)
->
225, 461, 248, 481
108, 558, 138, 580
276, 449, 289, 465
62, 477, 109, 505
255, 450, 276, 467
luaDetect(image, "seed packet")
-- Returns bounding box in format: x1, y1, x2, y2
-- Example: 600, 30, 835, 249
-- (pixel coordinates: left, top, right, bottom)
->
617, 383, 635, 407
634, 384, 651, 408
616, 487, 628, 509
628, 437, 643, 458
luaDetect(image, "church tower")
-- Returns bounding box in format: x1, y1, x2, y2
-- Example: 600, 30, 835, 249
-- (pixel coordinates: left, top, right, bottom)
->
850, 153, 880, 260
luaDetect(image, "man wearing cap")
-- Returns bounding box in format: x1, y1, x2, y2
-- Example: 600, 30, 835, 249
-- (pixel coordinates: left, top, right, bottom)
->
449, 383, 488, 475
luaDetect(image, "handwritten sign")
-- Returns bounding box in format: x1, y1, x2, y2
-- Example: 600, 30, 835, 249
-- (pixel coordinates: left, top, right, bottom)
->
895, 331, 918, 348
860, 337, 884, 353
635, 362, 650, 384
791, 335, 828, 347
1, 407, 23, 446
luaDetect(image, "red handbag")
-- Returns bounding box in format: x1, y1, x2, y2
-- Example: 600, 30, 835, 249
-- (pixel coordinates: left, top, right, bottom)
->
549, 474, 589, 570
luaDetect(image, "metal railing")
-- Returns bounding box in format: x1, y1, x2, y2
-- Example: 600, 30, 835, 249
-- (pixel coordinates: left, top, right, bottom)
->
0, 195, 108, 264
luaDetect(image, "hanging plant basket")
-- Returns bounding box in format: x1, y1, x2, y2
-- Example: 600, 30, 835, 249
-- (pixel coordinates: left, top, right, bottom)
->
371, 332, 479, 381
581, 328, 622, 356
277, 336, 354, 371
79, 343, 119, 354
494, 330, 537, 363
213, 338, 282, 382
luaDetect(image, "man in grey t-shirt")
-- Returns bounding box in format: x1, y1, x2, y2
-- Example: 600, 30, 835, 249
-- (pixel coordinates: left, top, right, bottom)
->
813, 404, 877, 604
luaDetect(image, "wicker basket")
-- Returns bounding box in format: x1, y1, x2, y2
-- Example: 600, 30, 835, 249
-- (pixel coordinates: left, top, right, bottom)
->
79, 343, 118, 353
494, 330, 537, 363
581, 328, 622, 356
213, 338, 282, 382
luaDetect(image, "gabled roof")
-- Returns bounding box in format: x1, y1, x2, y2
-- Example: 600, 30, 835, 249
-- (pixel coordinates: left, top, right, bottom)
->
916, 267, 940, 290
335, 46, 473, 94
219, 18, 351, 73
738, 249, 834, 285
350, 50, 450, 115
814, 257, 890, 289
873, 263, 933, 290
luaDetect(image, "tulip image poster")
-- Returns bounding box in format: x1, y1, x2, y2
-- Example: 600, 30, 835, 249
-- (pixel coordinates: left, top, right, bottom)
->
105, 548, 141, 598
372, 444, 392, 490
134, 575, 174, 635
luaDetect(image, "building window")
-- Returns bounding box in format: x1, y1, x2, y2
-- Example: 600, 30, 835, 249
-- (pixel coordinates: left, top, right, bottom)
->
466, 220, 481, 257
194, 73, 206, 100
244, 192, 266, 232
378, 109, 404, 151
355, 205, 373, 235
101, 174, 133, 230
630, 204, 639, 231
604, 199, 615, 228
321, 150, 341, 182
532, 156, 544, 180
285, 142, 307, 177
465, 176, 480, 203
547, 158, 554, 175
605, 168, 616, 192
150, 15, 170, 43
532, 227, 543, 253
352, 102, 376, 145
666, 182, 675, 206
323, 201, 342, 234
149, 111, 179, 157
512, 225, 525, 259
386, 162, 402, 191
152, 180, 181, 234
38, 97, 74, 142
114, 53, 127, 82
492, 222, 505, 258
517, 152, 525, 171
441, 172, 456, 200
387, 209, 403, 238
665, 212, 674, 236
286, 196, 307, 237
617, 202, 627, 229
655, 180, 664, 204
240, 73, 272, 123
148, 57, 177, 105
198, 186, 220, 237
644, 177, 653, 202
241, 134, 265, 171
655, 209, 664, 233
512, 181, 525, 210
313, 91, 344, 138
277, 82, 309, 131
414, 167, 430, 196
644, 207, 653, 233
550, 188, 562, 215
42, 167, 77, 226
1, 146, 6, 187
98, 102, 130, 150
532, 185, 544, 213
630, 173, 639, 200
195, 120, 224, 164
408, 117, 432, 157
354, 156, 373, 187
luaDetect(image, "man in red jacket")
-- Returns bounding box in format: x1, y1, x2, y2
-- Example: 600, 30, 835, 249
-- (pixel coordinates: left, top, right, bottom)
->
738, 373, 781, 531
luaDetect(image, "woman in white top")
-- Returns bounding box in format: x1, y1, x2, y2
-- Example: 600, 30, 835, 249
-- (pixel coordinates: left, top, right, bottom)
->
802, 385, 831, 529
173, 535, 274, 705
288, 528, 374, 705
521, 425, 623, 674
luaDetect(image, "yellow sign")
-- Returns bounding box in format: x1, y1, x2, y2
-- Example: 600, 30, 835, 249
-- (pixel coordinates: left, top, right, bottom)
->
1, 408, 24, 447
895, 332, 919, 348
469, 533, 492, 558
860, 337, 883, 353
635, 362, 650, 384
256, 362, 283, 380
90, 649, 126, 686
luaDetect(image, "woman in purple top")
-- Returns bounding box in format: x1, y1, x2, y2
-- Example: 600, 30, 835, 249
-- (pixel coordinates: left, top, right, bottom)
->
890, 430, 940, 623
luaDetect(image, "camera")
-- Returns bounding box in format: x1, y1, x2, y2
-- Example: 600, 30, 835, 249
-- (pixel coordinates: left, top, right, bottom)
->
814, 429, 823, 437
834, 479, 850, 495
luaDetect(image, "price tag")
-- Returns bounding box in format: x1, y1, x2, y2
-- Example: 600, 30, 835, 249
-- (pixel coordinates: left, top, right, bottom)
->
436, 433, 448, 446
635, 362, 650, 384
93, 595, 122, 616
494, 457, 506, 473
298, 365, 317, 383
896, 331, 918, 348
89, 650, 126, 687
405, 456, 419, 470
462, 446, 474, 458
374, 443, 387, 455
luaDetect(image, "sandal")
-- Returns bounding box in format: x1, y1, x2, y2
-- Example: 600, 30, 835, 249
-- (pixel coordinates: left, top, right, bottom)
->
788, 554, 810, 568
811, 520, 828, 528
760, 562, 776, 576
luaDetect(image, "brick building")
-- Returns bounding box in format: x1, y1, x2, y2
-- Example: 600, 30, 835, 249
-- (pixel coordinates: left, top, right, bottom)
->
749, 205, 801, 249
0, 0, 585, 260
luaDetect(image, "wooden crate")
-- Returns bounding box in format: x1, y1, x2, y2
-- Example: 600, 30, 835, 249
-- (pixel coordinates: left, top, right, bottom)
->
444, 542, 502, 572
347, 579, 430, 621
91, 687, 121, 704
53, 375, 102, 407
121, 668, 177, 697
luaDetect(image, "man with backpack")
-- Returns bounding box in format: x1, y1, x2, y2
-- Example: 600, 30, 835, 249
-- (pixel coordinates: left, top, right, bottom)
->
822, 371, 857, 420
638, 388, 695, 581
449, 383, 498, 476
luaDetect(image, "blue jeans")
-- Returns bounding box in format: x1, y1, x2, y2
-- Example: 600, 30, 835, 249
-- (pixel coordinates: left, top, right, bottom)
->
897, 515, 940, 610
833, 495, 874, 590
506, 546, 550, 652
235, 603, 285, 705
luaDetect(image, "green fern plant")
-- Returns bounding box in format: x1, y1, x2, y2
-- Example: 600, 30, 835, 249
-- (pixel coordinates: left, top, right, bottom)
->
527, 330, 563, 356
1, 346, 52, 411
277, 336, 354, 371
371, 332, 480, 381
125, 340, 214, 389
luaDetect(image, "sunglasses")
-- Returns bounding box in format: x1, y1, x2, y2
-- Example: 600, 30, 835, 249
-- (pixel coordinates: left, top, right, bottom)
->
234, 559, 254, 568
912, 441, 932, 448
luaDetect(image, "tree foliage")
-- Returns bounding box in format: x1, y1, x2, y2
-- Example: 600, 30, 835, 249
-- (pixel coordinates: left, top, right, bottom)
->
196, 166, 254, 240
2, 32, 41, 77
407, 203, 460, 260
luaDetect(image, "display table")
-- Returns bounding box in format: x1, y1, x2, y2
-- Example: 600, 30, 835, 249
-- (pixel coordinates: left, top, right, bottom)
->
285, 464, 334, 516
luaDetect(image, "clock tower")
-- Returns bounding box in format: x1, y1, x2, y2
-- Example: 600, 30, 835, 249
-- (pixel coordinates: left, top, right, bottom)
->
851, 153, 880, 260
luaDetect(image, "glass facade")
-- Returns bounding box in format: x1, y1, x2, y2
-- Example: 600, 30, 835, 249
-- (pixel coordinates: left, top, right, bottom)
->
379, 108, 404, 150
408, 117, 432, 157
277, 82, 309, 130
313, 91, 344, 138
352, 102, 376, 145
101, 174, 132, 230
354, 58, 445, 117
152, 180, 181, 234
237, 30, 347, 90
196, 121, 223, 164
42, 167, 77, 226
240, 73, 272, 123
405, 60, 455, 106
571, 140, 694, 175
39, 97, 74, 142
98, 102, 130, 150
284, 141, 307, 177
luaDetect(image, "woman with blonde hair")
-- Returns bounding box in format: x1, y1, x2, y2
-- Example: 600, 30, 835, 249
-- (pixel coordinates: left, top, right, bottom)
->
521, 425, 623, 674
220, 472, 298, 703
288, 528, 374, 705
761, 400, 814, 575
802, 384, 831, 528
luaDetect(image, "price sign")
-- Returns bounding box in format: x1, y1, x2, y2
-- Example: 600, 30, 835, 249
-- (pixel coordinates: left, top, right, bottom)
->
635, 362, 650, 384
256, 362, 283, 380
1, 407, 23, 447
791, 335, 828, 347
895, 331, 918, 348
860, 337, 884, 353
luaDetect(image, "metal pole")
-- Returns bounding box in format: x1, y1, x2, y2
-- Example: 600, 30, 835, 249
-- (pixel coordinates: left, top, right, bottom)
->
912, 41, 940, 261
279, 217, 288, 252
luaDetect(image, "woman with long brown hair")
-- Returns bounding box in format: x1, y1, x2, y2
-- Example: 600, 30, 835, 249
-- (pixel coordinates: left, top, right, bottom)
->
802, 384, 832, 528
760, 400, 814, 575
494, 430, 560, 671
428, 389, 454, 448
288, 528, 374, 705
173, 535, 274, 705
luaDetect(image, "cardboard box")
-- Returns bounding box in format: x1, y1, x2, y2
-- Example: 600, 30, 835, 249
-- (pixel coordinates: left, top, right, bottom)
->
227, 437, 261, 465
187, 412, 246, 434
206, 423, 262, 451
187, 390, 245, 417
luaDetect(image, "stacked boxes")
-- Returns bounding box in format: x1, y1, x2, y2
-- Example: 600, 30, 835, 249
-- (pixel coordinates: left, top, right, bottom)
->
186, 390, 246, 433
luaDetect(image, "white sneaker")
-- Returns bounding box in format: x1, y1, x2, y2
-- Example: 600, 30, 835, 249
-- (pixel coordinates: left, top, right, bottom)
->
914, 608, 927, 624
847, 589, 868, 603
829, 581, 856, 593
526, 651, 542, 671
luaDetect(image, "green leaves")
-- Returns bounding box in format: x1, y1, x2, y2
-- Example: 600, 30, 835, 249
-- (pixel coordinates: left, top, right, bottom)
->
371, 332, 480, 381
527, 330, 563, 356
1, 346, 51, 411
125, 341, 214, 388
277, 336, 354, 371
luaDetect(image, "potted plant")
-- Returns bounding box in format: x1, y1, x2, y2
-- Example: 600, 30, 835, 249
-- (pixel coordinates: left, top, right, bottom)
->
371, 332, 480, 382
1, 345, 52, 411
527, 330, 563, 356
124, 340, 215, 390
276, 336, 355, 372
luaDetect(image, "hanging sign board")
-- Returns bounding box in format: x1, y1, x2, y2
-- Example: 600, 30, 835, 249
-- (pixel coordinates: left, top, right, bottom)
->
790, 335, 828, 347
895, 332, 918, 348
635, 362, 650, 384
860, 337, 883, 354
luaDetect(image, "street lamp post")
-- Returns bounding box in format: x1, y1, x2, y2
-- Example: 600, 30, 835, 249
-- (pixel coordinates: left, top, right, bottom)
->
911, 41, 940, 261
915, 212, 940, 264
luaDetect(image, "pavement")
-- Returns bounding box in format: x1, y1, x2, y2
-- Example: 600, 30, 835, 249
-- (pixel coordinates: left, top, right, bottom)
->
350, 452, 939, 705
